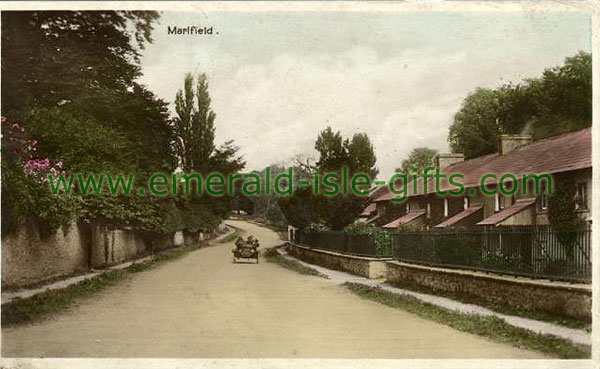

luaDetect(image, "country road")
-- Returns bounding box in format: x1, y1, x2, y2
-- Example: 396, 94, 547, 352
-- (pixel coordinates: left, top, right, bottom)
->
2, 220, 545, 358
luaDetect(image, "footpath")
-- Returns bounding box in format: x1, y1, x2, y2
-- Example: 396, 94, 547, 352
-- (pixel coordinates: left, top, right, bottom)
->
276, 247, 591, 346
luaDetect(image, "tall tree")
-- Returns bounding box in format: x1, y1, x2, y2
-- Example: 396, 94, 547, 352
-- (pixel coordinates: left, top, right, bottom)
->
173, 72, 245, 224
347, 133, 379, 179
174, 73, 217, 174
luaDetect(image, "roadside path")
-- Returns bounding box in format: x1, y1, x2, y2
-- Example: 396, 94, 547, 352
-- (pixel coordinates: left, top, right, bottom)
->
278, 247, 590, 346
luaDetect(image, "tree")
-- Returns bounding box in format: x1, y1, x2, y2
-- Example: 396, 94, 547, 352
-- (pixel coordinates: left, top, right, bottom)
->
448, 88, 501, 159
279, 127, 377, 230
528, 51, 592, 139
172, 72, 245, 227
1, 11, 159, 116
395, 147, 438, 175
448, 52, 592, 159
1, 11, 183, 235
347, 133, 379, 179
315, 127, 348, 172
174, 73, 217, 174
548, 176, 584, 259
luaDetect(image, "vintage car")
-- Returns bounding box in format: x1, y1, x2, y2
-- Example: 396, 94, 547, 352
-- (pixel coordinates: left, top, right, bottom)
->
232, 235, 259, 263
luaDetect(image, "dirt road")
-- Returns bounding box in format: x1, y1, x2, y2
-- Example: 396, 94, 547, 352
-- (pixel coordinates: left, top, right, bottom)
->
2, 220, 545, 358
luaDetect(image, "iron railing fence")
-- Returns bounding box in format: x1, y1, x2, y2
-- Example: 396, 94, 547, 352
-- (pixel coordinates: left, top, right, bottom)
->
391, 225, 592, 283
293, 229, 383, 257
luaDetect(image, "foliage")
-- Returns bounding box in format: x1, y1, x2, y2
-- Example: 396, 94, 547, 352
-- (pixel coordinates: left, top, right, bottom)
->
344, 222, 392, 256
448, 52, 591, 159
548, 176, 584, 258
173, 73, 216, 174
278, 187, 319, 229
395, 147, 438, 175
1, 11, 223, 238
279, 127, 377, 230
1, 11, 159, 115
1, 117, 80, 237
448, 88, 501, 159
172, 72, 246, 230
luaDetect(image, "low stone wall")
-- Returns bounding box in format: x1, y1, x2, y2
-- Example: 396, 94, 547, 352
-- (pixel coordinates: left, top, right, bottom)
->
287, 243, 389, 279
386, 261, 592, 321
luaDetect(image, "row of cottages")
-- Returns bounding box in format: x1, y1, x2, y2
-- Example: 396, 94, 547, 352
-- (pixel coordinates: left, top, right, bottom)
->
359, 127, 592, 230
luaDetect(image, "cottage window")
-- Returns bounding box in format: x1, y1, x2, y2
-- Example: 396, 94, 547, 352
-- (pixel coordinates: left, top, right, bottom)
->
575, 182, 588, 210
443, 198, 449, 217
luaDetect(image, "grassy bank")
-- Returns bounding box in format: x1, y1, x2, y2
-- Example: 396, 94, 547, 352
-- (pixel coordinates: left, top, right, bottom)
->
263, 246, 326, 278
387, 279, 589, 330
2, 242, 206, 327
345, 282, 590, 359
219, 226, 239, 244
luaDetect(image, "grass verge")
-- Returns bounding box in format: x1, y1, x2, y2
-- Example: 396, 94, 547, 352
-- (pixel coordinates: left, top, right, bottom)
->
2, 243, 204, 326
263, 246, 327, 278
345, 282, 590, 359
219, 227, 239, 244
387, 279, 589, 330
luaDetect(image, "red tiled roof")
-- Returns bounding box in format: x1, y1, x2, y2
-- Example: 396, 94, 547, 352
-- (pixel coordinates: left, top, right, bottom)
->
373, 185, 392, 202
382, 210, 426, 229
477, 198, 536, 226
359, 203, 377, 217
369, 185, 388, 200
391, 127, 591, 200
434, 204, 483, 228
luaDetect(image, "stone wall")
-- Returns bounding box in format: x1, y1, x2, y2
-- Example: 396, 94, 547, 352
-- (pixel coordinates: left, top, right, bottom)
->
288, 243, 389, 279
1, 219, 200, 290
2, 219, 88, 289
386, 261, 591, 320
90, 225, 150, 268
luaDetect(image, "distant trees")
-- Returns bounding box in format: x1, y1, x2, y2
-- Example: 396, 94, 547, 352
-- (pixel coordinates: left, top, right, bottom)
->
448, 52, 591, 159
279, 127, 378, 230
395, 147, 438, 176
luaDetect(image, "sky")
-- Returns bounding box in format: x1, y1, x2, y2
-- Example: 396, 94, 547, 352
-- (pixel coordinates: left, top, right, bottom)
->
138, 10, 591, 180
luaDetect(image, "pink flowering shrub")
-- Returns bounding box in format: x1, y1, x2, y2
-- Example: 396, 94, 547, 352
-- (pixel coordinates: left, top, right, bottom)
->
2, 116, 76, 237
2, 116, 65, 183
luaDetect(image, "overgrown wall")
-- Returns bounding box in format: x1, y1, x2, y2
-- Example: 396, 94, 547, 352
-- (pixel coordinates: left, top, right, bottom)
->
1, 219, 196, 289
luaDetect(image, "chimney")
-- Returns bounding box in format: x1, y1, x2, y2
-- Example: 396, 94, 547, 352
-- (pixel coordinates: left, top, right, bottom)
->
498, 134, 532, 155
434, 153, 464, 170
